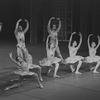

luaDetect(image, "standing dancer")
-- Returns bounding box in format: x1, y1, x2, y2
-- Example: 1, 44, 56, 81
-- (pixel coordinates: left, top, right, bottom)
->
14, 19, 29, 59
47, 17, 63, 61
64, 32, 84, 74
39, 35, 61, 78
84, 34, 100, 73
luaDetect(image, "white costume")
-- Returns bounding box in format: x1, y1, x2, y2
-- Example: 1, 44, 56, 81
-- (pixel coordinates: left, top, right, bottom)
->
64, 32, 84, 74
84, 34, 100, 73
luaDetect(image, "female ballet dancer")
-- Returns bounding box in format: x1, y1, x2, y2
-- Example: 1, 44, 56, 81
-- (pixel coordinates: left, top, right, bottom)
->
5, 53, 43, 90
14, 19, 29, 59
47, 17, 63, 61
84, 34, 100, 73
64, 32, 84, 74
39, 34, 61, 78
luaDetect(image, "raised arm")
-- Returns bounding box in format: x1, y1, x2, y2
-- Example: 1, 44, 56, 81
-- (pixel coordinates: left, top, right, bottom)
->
95, 35, 100, 50
14, 19, 22, 35
76, 32, 82, 49
88, 34, 92, 49
47, 17, 54, 34
56, 18, 61, 33
23, 19, 29, 34
46, 35, 51, 52
68, 32, 76, 48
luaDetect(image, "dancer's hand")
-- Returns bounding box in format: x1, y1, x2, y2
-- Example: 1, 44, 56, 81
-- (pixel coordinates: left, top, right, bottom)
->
79, 32, 81, 35
72, 32, 76, 35
18, 19, 22, 22
9, 53, 12, 58
57, 18, 60, 20
25, 19, 28, 22
51, 17, 55, 19
89, 34, 92, 37
97, 35, 100, 39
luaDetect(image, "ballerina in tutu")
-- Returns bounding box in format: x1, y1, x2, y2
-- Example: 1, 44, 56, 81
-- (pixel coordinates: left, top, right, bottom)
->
64, 32, 84, 74
84, 34, 100, 73
14, 19, 29, 59
7, 53, 43, 89
47, 17, 63, 60
39, 34, 61, 78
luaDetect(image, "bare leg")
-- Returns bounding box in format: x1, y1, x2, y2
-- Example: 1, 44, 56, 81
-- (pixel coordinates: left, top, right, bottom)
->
93, 61, 100, 74
47, 65, 53, 74
37, 66, 43, 81
53, 63, 60, 78
32, 73, 43, 89
17, 47, 23, 58
70, 65, 75, 72
4, 76, 23, 90
75, 60, 82, 74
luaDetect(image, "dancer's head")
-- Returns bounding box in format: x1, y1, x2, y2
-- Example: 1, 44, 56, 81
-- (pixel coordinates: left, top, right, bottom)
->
91, 42, 96, 48
72, 41, 77, 47
16, 56, 23, 63
18, 26, 23, 32
52, 24, 56, 31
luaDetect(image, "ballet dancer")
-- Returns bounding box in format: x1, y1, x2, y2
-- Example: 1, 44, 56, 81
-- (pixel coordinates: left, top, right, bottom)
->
14, 19, 29, 59
84, 34, 100, 73
47, 17, 63, 61
39, 34, 61, 78
5, 53, 43, 90
64, 32, 84, 74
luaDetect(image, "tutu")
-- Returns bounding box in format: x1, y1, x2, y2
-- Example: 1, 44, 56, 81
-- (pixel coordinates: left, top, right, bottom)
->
64, 55, 84, 64
84, 55, 100, 63
14, 70, 34, 76
39, 57, 61, 66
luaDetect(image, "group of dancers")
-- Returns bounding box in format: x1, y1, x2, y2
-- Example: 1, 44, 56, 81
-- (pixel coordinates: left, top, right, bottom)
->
4, 17, 100, 90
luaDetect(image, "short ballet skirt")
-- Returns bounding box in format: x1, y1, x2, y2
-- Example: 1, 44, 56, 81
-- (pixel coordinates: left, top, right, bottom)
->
64, 55, 84, 64
39, 57, 61, 66
84, 55, 100, 63
14, 70, 34, 76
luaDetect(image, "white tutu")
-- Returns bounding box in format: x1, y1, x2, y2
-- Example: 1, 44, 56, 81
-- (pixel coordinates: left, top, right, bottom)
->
64, 55, 84, 64
39, 57, 61, 66
14, 70, 34, 76
84, 55, 100, 63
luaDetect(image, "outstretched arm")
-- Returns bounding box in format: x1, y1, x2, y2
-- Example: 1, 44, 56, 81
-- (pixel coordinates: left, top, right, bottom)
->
23, 19, 29, 34
56, 18, 61, 33
68, 32, 76, 48
76, 32, 82, 50
46, 35, 51, 52
88, 34, 92, 49
47, 17, 54, 34
95, 35, 100, 50
14, 19, 22, 35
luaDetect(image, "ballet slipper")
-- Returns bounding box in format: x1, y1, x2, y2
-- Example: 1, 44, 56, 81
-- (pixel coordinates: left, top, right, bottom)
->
53, 75, 60, 78
75, 71, 82, 74
93, 70, 99, 74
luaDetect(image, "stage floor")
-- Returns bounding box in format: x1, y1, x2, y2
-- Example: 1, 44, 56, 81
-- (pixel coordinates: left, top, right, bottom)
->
0, 42, 100, 100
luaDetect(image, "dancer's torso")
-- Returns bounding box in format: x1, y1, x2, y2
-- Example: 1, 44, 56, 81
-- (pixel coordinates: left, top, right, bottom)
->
69, 47, 77, 57
16, 32, 25, 48
89, 48, 96, 57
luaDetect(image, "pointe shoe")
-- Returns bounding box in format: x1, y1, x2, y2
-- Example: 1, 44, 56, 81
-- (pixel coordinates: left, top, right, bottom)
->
40, 77, 43, 81
40, 84, 43, 89
93, 71, 99, 74
75, 71, 82, 74
53, 75, 60, 78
